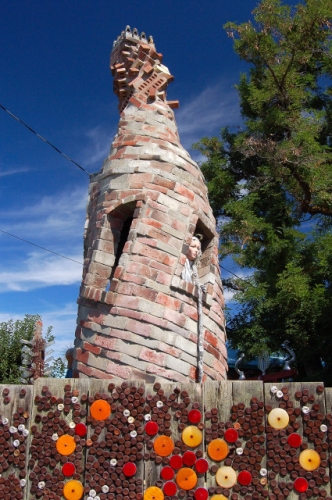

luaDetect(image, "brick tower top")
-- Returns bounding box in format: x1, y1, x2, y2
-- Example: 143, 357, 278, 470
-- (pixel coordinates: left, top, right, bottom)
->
110, 26, 179, 113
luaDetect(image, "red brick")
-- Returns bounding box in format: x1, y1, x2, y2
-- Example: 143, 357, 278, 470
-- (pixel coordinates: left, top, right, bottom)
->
88, 310, 104, 325
94, 336, 119, 350
180, 303, 198, 321
189, 365, 197, 381
75, 348, 89, 364
82, 342, 102, 355
105, 351, 122, 361
174, 183, 195, 202
163, 308, 186, 327
213, 358, 227, 377
156, 271, 171, 286
206, 343, 221, 360
139, 347, 166, 366
114, 295, 140, 310
129, 173, 154, 187
154, 176, 176, 191
146, 364, 188, 383
156, 293, 181, 311
106, 360, 131, 379
204, 329, 219, 348
121, 272, 146, 286
157, 341, 180, 358
141, 217, 163, 230
141, 313, 168, 329
129, 96, 141, 108
114, 307, 143, 321
127, 319, 152, 337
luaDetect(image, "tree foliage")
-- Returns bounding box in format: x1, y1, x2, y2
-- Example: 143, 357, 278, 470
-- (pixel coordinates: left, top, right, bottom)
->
194, 0, 332, 378
0, 315, 66, 383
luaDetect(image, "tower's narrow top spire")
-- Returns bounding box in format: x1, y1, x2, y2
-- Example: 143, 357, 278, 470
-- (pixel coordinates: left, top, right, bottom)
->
110, 26, 179, 113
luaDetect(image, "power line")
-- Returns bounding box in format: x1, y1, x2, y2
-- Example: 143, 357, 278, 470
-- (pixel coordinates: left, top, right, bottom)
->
0, 228, 83, 265
0, 103, 90, 176
220, 264, 247, 282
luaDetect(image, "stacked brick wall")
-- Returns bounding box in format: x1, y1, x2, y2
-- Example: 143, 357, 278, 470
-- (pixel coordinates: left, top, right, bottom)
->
74, 28, 226, 382
1, 379, 332, 500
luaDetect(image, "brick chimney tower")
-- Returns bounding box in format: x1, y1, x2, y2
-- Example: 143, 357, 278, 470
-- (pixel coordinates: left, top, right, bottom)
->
74, 27, 227, 382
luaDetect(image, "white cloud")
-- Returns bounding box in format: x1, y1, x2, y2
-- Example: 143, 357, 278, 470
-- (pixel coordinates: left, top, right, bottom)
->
0, 304, 77, 359
41, 304, 78, 358
176, 80, 241, 150
0, 167, 31, 177
0, 251, 82, 292
0, 187, 87, 244
223, 288, 236, 304
82, 125, 114, 167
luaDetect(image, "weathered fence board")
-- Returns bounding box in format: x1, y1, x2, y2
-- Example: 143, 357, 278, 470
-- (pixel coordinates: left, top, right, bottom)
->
0, 379, 331, 500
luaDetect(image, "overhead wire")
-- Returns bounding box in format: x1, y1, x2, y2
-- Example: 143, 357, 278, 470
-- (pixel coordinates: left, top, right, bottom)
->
0, 104, 246, 280
0, 103, 90, 175
220, 264, 248, 282
0, 228, 83, 266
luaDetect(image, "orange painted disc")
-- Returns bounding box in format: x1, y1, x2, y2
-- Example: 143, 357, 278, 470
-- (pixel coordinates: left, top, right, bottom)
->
153, 435, 175, 457
90, 399, 111, 421
144, 486, 164, 500
215, 466, 237, 488
181, 426, 203, 448
63, 480, 84, 500
56, 435, 76, 456
207, 439, 229, 461
299, 449, 321, 471
176, 467, 198, 490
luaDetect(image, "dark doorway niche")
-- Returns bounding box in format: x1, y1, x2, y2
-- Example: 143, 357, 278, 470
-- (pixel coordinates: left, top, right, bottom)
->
106, 201, 136, 289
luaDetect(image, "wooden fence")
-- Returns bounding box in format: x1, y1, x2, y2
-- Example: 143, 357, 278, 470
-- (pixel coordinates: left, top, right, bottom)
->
0, 379, 331, 500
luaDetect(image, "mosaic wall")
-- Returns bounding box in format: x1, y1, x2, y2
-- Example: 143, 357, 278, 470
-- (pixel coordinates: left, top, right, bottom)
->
0, 379, 332, 500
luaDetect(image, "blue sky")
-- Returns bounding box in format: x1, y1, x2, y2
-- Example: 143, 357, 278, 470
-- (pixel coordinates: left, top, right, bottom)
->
0, 0, 262, 359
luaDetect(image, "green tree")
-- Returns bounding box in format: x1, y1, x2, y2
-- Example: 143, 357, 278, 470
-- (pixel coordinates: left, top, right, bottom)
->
0, 314, 66, 383
194, 0, 332, 379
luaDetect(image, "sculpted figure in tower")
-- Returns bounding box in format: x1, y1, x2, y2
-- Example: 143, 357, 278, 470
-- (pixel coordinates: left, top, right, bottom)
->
181, 236, 202, 284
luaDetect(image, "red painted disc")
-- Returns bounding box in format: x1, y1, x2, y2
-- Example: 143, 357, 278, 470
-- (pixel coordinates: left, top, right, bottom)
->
287, 433, 302, 448
74, 423, 87, 437
194, 488, 209, 500
294, 477, 308, 493
195, 458, 209, 474
182, 450, 197, 467
169, 455, 183, 470
160, 466, 175, 481
163, 481, 177, 496
237, 470, 252, 486
188, 409, 202, 424
224, 428, 238, 443
145, 421, 159, 436
122, 462, 137, 477
62, 462, 76, 477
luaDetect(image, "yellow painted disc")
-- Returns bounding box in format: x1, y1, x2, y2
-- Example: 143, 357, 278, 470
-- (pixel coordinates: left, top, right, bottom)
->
144, 486, 164, 500
267, 408, 289, 429
211, 496, 228, 500
299, 449, 321, 471
216, 466, 237, 488
56, 435, 76, 456
181, 425, 203, 448
63, 480, 84, 500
